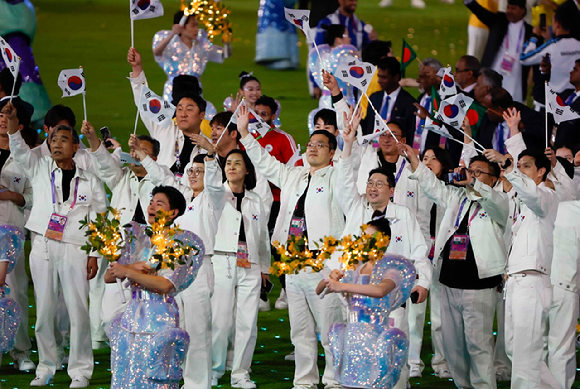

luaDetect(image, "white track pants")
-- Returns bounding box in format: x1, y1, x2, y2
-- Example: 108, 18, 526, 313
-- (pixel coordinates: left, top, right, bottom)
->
548, 286, 578, 389
286, 272, 343, 387
467, 25, 489, 61
429, 278, 449, 372
505, 272, 558, 389
493, 290, 511, 376
211, 254, 261, 382
6, 250, 32, 360
407, 295, 427, 371
89, 256, 108, 347
440, 285, 497, 389
100, 279, 131, 339
179, 256, 214, 389
29, 235, 94, 379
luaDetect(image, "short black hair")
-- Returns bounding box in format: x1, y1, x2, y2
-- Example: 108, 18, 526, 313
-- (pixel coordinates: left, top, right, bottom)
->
173, 10, 195, 26
368, 167, 396, 187
421, 146, 454, 177
137, 134, 160, 157
44, 104, 76, 129
321, 24, 346, 46
313, 109, 337, 130
172, 74, 202, 104
225, 149, 257, 190
489, 87, 514, 109
0, 68, 22, 96
377, 56, 402, 78
386, 120, 405, 138
152, 185, 187, 218
554, 142, 573, 152
518, 149, 551, 181
255, 95, 278, 115
176, 93, 207, 113
211, 111, 239, 141
239, 71, 260, 90
458, 55, 481, 79
554, 0, 579, 33
192, 153, 207, 165
310, 130, 337, 151
50, 124, 80, 144
0, 98, 31, 129
469, 155, 501, 178
362, 40, 392, 65
367, 217, 392, 236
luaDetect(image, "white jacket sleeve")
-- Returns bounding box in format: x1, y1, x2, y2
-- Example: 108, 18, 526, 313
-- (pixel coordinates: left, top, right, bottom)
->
333, 95, 363, 137
461, 142, 479, 167
469, 180, 510, 228
402, 207, 432, 290
505, 170, 556, 218
239, 134, 289, 189
505, 132, 526, 164
128, 71, 170, 140
254, 171, 273, 221
91, 142, 125, 189
141, 156, 193, 198
204, 158, 226, 212
548, 161, 576, 202
335, 154, 367, 214
258, 198, 272, 274
8, 131, 41, 179
409, 162, 460, 209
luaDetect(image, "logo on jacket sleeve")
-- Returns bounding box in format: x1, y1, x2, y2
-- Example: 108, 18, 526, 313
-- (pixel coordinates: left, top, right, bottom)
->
187, 204, 195, 212
406, 191, 414, 198
316, 187, 324, 193
78, 194, 88, 202
13, 177, 21, 184
252, 214, 258, 221
479, 211, 487, 218
395, 236, 403, 242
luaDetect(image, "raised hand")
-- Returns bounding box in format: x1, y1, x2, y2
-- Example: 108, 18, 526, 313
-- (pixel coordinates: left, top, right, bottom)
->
322, 69, 340, 96
545, 147, 557, 168
502, 107, 521, 136
236, 103, 250, 136
127, 47, 143, 76
188, 133, 215, 153
129, 134, 147, 162
171, 24, 185, 36
80, 120, 100, 151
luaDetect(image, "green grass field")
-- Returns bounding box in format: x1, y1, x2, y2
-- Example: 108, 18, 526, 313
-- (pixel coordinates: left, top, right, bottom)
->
1, 0, 579, 387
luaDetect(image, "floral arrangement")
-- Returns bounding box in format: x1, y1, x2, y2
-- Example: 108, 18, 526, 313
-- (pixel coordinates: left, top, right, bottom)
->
80, 207, 124, 262
183, 0, 232, 42
145, 210, 196, 271
333, 225, 391, 270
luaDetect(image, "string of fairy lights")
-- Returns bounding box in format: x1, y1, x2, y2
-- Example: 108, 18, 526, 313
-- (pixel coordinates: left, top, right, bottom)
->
181, 0, 232, 42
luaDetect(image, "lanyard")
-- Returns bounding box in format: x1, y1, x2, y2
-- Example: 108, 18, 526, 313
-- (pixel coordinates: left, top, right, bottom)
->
504, 24, 524, 54
51, 171, 80, 213
454, 198, 481, 229
395, 159, 407, 185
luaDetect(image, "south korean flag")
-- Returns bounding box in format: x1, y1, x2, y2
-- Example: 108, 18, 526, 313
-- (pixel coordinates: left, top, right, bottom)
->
335, 57, 377, 95
435, 93, 474, 129
139, 85, 175, 125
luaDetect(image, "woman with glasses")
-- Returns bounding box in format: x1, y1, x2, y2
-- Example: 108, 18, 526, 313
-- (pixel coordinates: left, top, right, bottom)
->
211, 149, 271, 389
400, 140, 509, 389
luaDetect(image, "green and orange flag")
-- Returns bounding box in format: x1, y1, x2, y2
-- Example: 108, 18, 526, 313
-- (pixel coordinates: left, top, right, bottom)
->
401, 39, 417, 76
465, 101, 486, 138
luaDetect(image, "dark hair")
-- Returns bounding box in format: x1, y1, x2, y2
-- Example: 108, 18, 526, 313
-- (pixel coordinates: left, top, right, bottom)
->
211, 111, 239, 141
313, 109, 337, 130
239, 71, 260, 90
479, 68, 503, 89
556, 156, 574, 179
151, 185, 187, 218
377, 56, 402, 78
470, 155, 501, 178
255, 95, 277, 115
368, 167, 396, 187
0, 98, 32, 129
192, 153, 207, 164
0, 68, 22, 96
421, 146, 454, 178
386, 120, 405, 138
554, 142, 573, 152
367, 217, 392, 236
489, 87, 514, 109
554, 0, 579, 33
225, 149, 257, 190
361, 40, 392, 65
172, 75, 202, 104
44, 104, 76, 129
458, 55, 481, 79
137, 135, 160, 157
173, 10, 194, 27
310, 130, 337, 151
175, 92, 207, 113
321, 24, 346, 46
518, 149, 551, 181
50, 124, 80, 144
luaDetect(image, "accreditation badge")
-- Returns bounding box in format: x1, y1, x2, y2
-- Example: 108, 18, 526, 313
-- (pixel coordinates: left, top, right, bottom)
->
45, 213, 68, 242
449, 234, 469, 261
236, 242, 251, 269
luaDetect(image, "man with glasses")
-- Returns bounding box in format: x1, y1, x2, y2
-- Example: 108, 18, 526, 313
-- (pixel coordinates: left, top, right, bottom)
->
455, 55, 481, 98
335, 113, 431, 389
236, 104, 345, 389
400, 140, 509, 389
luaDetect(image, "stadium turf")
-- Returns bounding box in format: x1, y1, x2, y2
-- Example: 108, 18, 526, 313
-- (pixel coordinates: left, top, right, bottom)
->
1, 0, 578, 387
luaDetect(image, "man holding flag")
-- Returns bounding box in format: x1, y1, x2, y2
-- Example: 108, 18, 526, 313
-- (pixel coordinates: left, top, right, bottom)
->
553, 59, 580, 146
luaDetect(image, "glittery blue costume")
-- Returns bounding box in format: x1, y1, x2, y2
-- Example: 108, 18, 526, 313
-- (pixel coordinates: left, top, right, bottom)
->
153, 29, 225, 102
109, 223, 205, 388
0, 225, 25, 353
308, 43, 358, 108
255, 0, 299, 70
328, 254, 416, 389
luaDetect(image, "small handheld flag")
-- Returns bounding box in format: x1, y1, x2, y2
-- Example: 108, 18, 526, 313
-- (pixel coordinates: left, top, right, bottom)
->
130, 0, 164, 20
545, 84, 580, 124
0, 38, 21, 103
465, 102, 486, 138
284, 8, 313, 43
139, 85, 175, 126
231, 101, 271, 139
438, 67, 457, 99
401, 39, 417, 76
58, 67, 87, 121
334, 57, 377, 95
358, 115, 389, 146
434, 93, 474, 129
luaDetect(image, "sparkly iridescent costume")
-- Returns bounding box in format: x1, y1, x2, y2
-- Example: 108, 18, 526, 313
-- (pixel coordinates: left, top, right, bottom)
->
309, 43, 358, 109
0, 225, 25, 353
153, 29, 225, 102
328, 254, 416, 389
109, 223, 205, 388
255, 0, 299, 70
0, 0, 52, 125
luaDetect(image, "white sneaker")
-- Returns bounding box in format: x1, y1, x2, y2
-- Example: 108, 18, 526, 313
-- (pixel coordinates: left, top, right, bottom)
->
70, 376, 90, 388
379, 0, 393, 6
409, 366, 422, 378
15, 356, 36, 371
411, 0, 426, 8
232, 378, 256, 389
258, 298, 271, 312
211, 377, 218, 386
284, 351, 295, 361
274, 289, 288, 310
30, 375, 54, 386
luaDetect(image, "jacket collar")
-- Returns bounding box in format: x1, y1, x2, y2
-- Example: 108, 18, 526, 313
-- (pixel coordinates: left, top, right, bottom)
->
301, 164, 333, 179
49, 159, 88, 181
